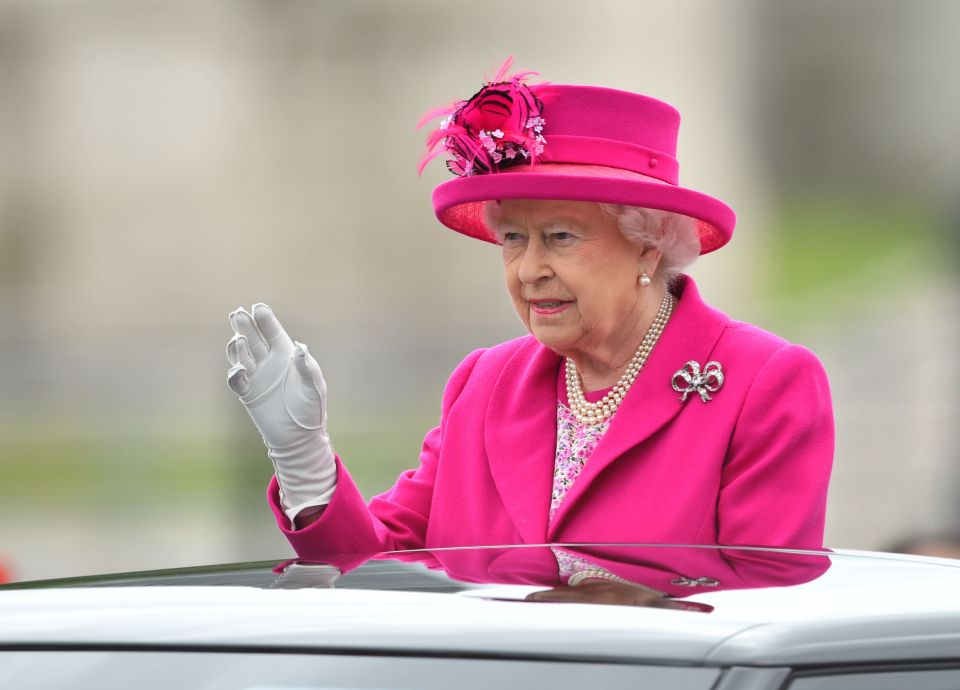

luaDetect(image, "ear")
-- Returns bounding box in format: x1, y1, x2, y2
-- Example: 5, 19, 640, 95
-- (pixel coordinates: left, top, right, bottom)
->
638, 246, 663, 279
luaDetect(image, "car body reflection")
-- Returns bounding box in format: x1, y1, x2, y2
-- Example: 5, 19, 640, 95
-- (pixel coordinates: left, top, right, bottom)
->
277, 543, 831, 613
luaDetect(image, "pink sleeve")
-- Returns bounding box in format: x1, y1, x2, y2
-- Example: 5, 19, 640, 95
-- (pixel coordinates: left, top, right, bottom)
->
267, 348, 486, 561
717, 344, 835, 549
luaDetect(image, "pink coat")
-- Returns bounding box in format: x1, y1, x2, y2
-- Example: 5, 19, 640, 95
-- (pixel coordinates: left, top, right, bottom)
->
269, 276, 834, 560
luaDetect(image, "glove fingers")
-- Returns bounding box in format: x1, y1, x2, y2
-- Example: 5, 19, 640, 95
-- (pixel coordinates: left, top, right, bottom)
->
226, 363, 252, 396
229, 307, 269, 361
226, 334, 258, 371
236, 335, 257, 370
252, 303, 291, 346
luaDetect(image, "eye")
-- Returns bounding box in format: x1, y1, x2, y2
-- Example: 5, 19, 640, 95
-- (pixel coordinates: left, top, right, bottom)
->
549, 231, 575, 243
502, 231, 525, 243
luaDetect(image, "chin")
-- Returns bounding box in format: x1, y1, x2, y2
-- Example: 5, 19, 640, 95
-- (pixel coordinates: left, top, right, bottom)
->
528, 328, 574, 355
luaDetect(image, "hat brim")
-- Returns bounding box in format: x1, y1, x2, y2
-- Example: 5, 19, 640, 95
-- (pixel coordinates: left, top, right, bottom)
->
432, 164, 735, 255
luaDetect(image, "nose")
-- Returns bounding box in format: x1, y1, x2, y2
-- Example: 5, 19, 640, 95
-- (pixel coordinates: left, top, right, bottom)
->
517, 236, 553, 285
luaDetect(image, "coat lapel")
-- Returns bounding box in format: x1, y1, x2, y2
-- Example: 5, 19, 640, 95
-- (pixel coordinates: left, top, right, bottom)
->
546, 276, 730, 538
484, 337, 560, 544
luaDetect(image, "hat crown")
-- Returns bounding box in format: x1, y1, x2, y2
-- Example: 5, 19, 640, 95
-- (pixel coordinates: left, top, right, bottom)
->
534, 84, 681, 158
527, 85, 682, 185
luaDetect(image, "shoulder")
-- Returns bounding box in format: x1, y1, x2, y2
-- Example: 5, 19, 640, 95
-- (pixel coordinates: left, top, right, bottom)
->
477, 333, 542, 365
719, 318, 790, 360
454, 334, 542, 377
440, 334, 543, 410
675, 275, 827, 380
719, 319, 827, 376
713, 319, 831, 418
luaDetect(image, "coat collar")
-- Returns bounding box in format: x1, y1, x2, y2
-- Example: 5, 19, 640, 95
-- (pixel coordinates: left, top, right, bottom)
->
484, 336, 559, 544
483, 275, 731, 543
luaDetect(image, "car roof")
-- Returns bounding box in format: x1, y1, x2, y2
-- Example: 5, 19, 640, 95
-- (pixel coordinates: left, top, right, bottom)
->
2, 544, 960, 667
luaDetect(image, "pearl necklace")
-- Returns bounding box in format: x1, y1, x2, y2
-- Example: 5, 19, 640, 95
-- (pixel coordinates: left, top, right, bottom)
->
565, 292, 674, 426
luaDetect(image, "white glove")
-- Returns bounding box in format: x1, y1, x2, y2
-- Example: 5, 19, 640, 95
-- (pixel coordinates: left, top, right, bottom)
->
225, 303, 337, 522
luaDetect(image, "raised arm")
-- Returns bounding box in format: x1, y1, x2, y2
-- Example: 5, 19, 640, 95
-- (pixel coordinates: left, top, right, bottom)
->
225, 304, 338, 525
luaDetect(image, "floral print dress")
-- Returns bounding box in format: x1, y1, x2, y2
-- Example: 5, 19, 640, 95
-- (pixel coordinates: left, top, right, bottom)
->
549, 400, 611, 523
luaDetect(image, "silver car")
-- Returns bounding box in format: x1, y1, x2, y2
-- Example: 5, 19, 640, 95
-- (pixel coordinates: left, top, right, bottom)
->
2, 544, 959, 689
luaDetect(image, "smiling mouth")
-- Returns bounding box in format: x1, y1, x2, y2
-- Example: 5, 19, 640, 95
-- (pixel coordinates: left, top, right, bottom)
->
529, 300, 573, 315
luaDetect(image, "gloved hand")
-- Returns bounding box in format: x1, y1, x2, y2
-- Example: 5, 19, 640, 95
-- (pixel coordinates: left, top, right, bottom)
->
225, 303, 337, 522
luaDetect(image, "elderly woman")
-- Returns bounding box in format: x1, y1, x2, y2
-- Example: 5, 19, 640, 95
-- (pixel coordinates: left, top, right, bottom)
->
225, 61, 834, 561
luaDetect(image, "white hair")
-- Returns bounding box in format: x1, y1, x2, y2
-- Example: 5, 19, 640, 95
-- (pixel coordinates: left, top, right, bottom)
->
484, 201, 700, 288
598, 203, 701, 288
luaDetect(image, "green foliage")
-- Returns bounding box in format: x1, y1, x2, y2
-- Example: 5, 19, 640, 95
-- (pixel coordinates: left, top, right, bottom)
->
0, 434, 229, 507
764, 196, 940, 309
0, 406, 438, 509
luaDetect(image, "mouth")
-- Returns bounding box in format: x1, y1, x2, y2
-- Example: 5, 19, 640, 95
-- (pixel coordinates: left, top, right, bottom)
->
529, 299, 573, 315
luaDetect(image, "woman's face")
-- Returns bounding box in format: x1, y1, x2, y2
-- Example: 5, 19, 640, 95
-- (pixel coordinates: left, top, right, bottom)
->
498, 199, 655, 360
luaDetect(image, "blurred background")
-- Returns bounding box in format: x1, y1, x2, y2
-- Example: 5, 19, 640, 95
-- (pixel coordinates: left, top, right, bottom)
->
1, 0, 958, 580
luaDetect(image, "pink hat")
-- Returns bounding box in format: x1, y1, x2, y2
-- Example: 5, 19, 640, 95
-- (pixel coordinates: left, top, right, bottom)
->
418, 59, 735, 255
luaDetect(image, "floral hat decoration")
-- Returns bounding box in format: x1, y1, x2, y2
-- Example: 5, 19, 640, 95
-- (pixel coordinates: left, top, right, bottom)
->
417, 57, 737, 255
417, 57, 547, 177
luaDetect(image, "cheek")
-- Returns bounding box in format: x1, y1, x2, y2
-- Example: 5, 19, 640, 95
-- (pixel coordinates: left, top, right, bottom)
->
503, 261, 526, 308
502, 257, 516, 290
553, 264, 594, 308
573, 277, 635, 323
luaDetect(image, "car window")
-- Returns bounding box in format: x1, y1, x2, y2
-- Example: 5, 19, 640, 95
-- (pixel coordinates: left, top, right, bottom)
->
789, 668, 960, 690
0, 651, 721, 690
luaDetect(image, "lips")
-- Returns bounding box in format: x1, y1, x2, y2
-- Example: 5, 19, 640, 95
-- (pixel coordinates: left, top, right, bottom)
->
529, 299, 573, 315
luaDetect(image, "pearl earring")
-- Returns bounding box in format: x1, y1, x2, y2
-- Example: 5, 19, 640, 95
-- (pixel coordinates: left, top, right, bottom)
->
640, 272, 651, 287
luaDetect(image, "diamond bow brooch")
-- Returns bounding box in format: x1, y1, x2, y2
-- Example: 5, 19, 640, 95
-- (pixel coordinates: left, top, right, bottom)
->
671, 361, 724, 402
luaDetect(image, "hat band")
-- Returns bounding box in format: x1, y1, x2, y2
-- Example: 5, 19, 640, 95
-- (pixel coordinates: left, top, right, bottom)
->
539, 135, 679, 185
